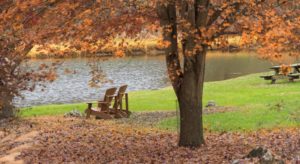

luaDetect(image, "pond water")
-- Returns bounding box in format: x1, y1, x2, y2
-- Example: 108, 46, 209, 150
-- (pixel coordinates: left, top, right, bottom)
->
15, 51, 274, 107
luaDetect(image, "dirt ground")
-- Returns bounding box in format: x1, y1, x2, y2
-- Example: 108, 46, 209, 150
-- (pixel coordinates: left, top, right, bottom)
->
0, 113, 300, 163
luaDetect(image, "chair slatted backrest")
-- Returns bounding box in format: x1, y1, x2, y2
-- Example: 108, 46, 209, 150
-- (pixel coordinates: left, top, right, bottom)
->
113, 85, 128, 109
103, 87, 117, 106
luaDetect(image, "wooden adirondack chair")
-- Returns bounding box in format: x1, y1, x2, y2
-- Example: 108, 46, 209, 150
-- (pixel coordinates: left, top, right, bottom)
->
85, 87, 117, 119
111, 85, 131, 118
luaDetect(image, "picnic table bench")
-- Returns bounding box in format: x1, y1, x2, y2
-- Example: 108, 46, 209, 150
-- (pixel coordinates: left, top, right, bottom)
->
260, 63, 300, 84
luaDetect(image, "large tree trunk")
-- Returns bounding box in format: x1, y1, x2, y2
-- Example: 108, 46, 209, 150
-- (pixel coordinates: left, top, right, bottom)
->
157, 0, 208, 147
0, 94, 15, 118
177, 0, 209, 147
178, 51, 206, 147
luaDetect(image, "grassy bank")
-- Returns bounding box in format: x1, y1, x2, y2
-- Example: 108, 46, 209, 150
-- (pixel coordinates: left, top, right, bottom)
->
28, 36, 242, 58
28, 39, 160, 58
20, 72, 300, 132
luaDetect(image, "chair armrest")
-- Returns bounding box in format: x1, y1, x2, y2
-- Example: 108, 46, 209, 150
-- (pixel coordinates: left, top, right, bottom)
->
86, 102, 93, 109
86, 100, 108, 104
98, 101, 110, 104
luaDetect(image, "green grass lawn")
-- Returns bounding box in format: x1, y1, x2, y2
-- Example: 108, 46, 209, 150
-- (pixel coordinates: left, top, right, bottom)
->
20, 72, 300, 132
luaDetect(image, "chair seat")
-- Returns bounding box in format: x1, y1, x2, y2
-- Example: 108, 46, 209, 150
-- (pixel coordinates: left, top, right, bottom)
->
91, 107, 111, 113
91, 107, 101, 112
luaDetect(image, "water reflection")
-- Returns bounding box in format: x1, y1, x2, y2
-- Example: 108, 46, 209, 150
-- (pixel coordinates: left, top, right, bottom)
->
16, 51, 277, 107
205, 51, 273, 81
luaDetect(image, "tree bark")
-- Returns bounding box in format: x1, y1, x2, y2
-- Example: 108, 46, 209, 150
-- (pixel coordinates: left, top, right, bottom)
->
0, 94, 15, 118
178, 51, 206, 147
157, 1, 183, 94
0, 41, 33, 119
177, 0, 209, 147
157, 0, 208, 147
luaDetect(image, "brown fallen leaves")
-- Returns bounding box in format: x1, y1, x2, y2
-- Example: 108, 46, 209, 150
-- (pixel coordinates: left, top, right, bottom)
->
0, 116, 300, 163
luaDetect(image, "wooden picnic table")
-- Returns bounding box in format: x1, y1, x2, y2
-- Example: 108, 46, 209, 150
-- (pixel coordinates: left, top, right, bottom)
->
270, 63, 300, 75
261, 63, 300, 84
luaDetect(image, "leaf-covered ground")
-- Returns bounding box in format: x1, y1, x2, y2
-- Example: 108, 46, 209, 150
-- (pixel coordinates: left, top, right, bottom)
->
1, 116, 300, 163
115, 107, 235, 127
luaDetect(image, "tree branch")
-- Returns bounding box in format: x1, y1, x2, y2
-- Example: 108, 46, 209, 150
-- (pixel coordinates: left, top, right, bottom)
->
157, 1, 183, 94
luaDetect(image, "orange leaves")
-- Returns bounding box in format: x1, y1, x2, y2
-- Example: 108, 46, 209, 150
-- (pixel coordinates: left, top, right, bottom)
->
135, 17, 145, 24
82, 9, 92, 15
194, 44, 204, 52
31, 0, 43, 5
157, 40, 171, 49
5, 117, 300, 163
45, 70, 58, 82
146, 24, 160, 32
0, 0, 299, 107
280, 64, 292, 75
38, 63, 49, 70
12, 23, 23, 31
240, 32, 252, 46
115, 50, 125, 57
17, 2, 30, 12
200, 26, 217, 40
83, 19, 93, 26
